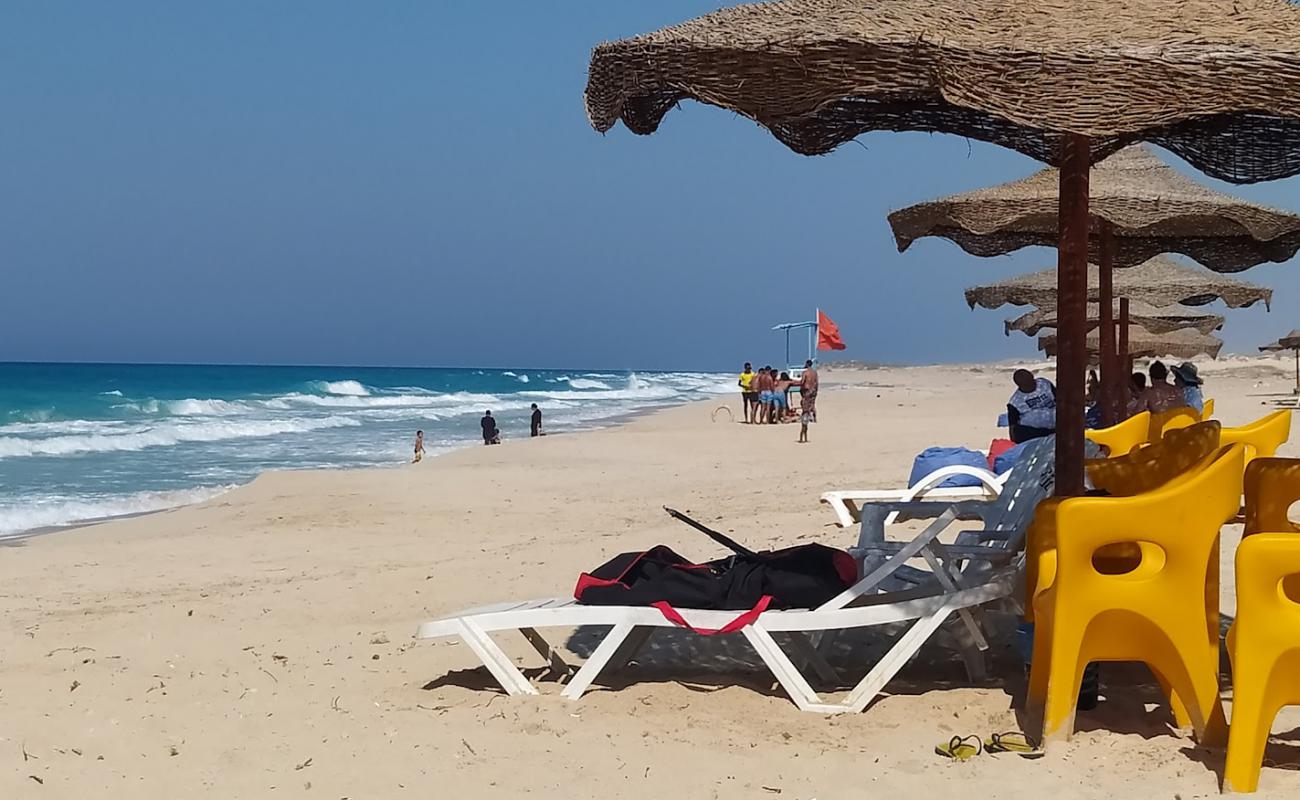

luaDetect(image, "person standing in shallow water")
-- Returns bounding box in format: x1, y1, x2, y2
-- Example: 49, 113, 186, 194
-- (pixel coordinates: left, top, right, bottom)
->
530, 403, 543, 437
413, 430, 424, 462
480, 410, 500, 445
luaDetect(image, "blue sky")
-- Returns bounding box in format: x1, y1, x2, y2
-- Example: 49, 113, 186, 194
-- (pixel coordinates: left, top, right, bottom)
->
3, 2, 1299, 371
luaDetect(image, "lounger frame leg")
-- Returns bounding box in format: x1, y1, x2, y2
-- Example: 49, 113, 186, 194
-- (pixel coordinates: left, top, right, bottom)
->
561, 622, 634, 700
456, 619, 538, 696
787, 631, 840, 685
838, 603, 957, 714
520, 627, 573, 679
607, 625, 655, 673
743, 626, 823, 711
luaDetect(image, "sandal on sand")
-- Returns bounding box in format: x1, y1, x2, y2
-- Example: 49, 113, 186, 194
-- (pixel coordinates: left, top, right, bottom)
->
983, 732, 1044, 758
935, 735, 983, 761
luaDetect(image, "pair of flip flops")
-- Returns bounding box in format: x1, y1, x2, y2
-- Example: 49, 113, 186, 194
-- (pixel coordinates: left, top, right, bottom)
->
935, 733, 1043, 761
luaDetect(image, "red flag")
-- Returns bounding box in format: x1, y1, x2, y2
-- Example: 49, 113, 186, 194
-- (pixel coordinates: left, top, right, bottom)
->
817, 309, 846, 351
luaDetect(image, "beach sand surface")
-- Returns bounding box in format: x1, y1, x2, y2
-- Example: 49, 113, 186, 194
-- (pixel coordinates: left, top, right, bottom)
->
4, 360, 1300, 798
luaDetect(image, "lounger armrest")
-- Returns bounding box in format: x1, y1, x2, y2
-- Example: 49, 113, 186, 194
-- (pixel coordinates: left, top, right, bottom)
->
855, 499, 990, 518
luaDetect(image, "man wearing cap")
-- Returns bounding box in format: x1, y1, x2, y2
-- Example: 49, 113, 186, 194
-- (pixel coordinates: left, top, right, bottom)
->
1172, 362, 1205, 415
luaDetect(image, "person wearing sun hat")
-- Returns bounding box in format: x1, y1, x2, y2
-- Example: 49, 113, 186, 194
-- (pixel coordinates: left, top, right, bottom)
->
1172, 362, 1205, 414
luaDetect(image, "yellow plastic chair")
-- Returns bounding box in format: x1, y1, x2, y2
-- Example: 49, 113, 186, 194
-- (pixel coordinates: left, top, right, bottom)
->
1202, 398, 1215, 420
1026, 444, 1245, 747
1028, 422, 1222, 625
1220, 410, 1292, 469
1085, 411, 1151, 458
1223, 534, 1300, 793
1243, 458, 1300, 537
1148, 406, 1201, 444
1087, 421, 1222, 497
1224, 458, 1300, 793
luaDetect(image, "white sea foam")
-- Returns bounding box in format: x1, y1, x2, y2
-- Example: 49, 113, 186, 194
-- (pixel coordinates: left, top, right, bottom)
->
564, 378, 613, 390
315, 380, 371, 396
0, 415, 361, 459
265, 391, 501, 409
101, 390, 124, 397
0, 485, 236, 537
502, 371, 517, 377
520, 386, 678, 402
516, 374, 529, 383
0, 419, 130, 436
166, 398, 250, 416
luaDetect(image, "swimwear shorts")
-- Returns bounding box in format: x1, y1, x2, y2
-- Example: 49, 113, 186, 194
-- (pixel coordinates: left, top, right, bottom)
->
773, 394, 787, 408
743, 391, 759, 403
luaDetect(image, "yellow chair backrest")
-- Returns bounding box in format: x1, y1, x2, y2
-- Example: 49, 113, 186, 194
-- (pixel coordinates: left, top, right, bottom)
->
1201, 398, 1215, 420
1147, 406, 1200, 444
1029, 444, 1245, 744
1085, 411, 1150, 458
1244, 457, 1300, 537
1220, 409, 1292, 468
1088, 421, 1221, 497
1223, 530, 1300, 792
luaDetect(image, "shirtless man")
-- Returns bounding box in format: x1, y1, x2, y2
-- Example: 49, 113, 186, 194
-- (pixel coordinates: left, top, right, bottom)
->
413, 430, 424, 462
795, 361, 816, 418
1141, 361, 1184, 414
798, 359, 818, 442
754, 367, 773, 424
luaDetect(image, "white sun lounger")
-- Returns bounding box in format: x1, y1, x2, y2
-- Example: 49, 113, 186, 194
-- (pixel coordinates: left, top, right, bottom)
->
416, 502, 1019, 715
821, 462, 1008, 528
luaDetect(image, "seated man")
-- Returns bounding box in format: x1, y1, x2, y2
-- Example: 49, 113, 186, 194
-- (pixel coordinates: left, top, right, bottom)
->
1007, 368, 1057, 444
1140, 361, 1184, 414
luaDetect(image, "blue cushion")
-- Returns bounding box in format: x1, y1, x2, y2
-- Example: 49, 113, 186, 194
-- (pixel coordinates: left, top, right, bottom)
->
993, 440, 1035, 474
908, 447, 989, 488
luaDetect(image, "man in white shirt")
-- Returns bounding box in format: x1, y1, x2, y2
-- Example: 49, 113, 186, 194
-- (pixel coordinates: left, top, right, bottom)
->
1007, 369, 1057, 444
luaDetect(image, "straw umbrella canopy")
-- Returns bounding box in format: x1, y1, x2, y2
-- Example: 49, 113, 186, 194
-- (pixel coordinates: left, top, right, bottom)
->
889, 143, 1299, 425
965, 257, 1273, 312
889, 145, 1300, 271
1006, 301, 1224, 338
585, 0, 1300, 496
586, 0, 1300, 181
1039, 328, 1223, 360
1261, 330, 1300, 392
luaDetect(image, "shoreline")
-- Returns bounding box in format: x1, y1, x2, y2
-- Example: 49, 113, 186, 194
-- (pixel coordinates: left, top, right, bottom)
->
0, 393, 724, 545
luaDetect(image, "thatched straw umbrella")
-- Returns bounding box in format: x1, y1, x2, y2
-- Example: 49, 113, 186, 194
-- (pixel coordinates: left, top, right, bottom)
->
1039, 328, 1223, 361
890, 146, 1300, 269
585, 0, 1300, 496
889, 144, 1300, 423
1260, 330, 1300, 392
965, 257, 1273, 312
1006, 301, 1224, 338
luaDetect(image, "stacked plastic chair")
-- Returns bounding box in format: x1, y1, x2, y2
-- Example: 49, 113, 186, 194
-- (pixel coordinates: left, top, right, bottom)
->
1224, 458, 1300, 793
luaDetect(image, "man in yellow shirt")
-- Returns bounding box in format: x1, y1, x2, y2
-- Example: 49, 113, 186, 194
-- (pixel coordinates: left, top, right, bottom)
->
738, 362, 757, 423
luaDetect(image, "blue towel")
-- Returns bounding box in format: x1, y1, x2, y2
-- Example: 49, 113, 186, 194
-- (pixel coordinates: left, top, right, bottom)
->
908, 447, 989, 488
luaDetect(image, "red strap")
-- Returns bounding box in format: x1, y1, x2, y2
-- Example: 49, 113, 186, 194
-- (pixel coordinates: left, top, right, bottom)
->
651, 595, 772, 635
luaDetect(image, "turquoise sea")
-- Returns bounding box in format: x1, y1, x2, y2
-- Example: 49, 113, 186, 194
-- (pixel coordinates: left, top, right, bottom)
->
0, 363, 733, 537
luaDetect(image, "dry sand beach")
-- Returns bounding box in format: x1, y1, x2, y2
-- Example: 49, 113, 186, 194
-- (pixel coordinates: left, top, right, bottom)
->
4, 360, 1300, 799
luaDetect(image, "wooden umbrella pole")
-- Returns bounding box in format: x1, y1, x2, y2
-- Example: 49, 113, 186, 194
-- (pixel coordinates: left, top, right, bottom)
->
1119, 297, 1132, 377
1097, 221, 1116, 427
1294, 348, 1298, 394
1055, 134, 1091, 497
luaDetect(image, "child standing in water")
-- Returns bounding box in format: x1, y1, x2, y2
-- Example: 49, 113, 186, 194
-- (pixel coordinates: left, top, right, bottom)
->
413, 430, 425, 462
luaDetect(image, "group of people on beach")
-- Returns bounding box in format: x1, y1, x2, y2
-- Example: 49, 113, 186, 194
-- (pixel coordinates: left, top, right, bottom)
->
411, 404, 546, 462
737, 360, 819, 442
1119, 360, 1205, 417
1005, 359, 1206, 445
477, 405, 545, 445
